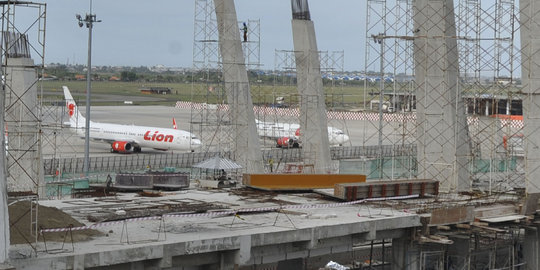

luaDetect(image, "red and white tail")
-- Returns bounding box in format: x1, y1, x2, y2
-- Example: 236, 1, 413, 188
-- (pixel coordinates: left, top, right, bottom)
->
63, 86, 86, 128
172, 118, 177, 129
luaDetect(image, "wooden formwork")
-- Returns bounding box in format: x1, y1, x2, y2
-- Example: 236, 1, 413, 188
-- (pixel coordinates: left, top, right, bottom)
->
334, 179, 439, 201
243, 173, 366, 190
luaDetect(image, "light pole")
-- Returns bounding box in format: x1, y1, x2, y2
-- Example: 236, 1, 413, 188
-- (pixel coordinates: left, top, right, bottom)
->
76, 3, 101, 176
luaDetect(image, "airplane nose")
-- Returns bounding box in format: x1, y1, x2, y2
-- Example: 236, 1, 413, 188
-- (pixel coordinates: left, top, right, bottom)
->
192, 139, 202, 147
342, 135, 350, 143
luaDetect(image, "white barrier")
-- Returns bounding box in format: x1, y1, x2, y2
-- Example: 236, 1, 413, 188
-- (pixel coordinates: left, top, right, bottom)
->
176, 101, 524, 128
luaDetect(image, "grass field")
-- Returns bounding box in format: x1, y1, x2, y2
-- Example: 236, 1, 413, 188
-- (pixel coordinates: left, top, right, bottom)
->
41, 80, 371, 108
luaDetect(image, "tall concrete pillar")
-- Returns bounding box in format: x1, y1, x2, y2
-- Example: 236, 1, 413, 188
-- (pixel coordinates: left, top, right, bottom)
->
413, 0, 471, 192
214, 0, 264, 173
520, 0, 540, 196
290, 0, 332, 173
4, 57, 43, 195
0, 68, 9, 263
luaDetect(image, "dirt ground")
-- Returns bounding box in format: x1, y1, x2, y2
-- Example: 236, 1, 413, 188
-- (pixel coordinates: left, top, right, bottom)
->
9, 201, 102, 244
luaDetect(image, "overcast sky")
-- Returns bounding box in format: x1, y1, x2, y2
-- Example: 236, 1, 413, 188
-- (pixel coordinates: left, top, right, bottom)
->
42, 1, 367, 71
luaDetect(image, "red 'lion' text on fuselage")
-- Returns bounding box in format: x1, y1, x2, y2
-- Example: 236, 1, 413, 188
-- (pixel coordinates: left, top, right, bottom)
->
143, 131, 174, 142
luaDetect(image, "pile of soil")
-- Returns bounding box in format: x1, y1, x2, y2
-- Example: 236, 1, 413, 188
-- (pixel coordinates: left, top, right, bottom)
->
9, 201, 102, 244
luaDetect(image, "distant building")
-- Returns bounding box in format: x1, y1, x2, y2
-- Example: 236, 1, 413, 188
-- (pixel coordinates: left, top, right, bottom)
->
75, 74, 85, 80
140, 87, 172, 95
109, 76, 120, 81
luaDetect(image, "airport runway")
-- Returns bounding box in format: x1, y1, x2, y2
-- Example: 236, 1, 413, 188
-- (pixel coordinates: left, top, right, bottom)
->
42, 104, 395, 158
43, 103, 514, 161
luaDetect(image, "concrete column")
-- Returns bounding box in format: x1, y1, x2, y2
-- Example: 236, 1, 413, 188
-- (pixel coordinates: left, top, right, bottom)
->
290, 0, 332, 173
523, 227, 539, 269
0, 63, 9, 263
391, 236, 419, 270
413, 0, 471, 192
4, 58, 43, 195
520, 0, 540, 196
214, 0, 264, 173
220, 250, 239, 270
447, 236, 470, 269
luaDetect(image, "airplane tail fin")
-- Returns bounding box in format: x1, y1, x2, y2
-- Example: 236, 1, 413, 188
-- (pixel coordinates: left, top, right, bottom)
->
63, 86, 86, 128
172, 118, 177, 129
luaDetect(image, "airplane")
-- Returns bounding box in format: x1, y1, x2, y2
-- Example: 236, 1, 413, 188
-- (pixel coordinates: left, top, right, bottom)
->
255, 119, 350, 148
63, 86, 202, 153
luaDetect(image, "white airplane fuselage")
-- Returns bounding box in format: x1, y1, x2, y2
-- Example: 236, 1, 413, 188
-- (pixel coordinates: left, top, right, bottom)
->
70, 121, 200, 151
255, 120, 349, 146
63, 86, 202, 153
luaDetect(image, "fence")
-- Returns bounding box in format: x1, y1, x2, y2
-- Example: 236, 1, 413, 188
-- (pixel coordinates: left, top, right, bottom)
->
44, 145, 413, 175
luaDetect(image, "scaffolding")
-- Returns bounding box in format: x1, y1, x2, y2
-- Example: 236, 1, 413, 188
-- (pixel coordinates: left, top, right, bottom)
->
416, 227, 524, 269
363, 0, 415, 183
271, 50, 348, 171
0, 0, 47, 251
272, 50, 346, 123
363, 0, 523, 194
191, 0, 262, 172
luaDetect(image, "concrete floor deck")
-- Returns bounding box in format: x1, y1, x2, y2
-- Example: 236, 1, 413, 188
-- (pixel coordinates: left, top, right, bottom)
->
9, 187, 421, 269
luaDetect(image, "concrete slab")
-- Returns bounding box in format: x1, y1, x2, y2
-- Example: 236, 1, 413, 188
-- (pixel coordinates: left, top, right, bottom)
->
9, 188, 421, 269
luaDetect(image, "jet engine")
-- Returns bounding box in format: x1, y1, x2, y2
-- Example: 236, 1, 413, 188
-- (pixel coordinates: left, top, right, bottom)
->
276, 137, 300, 148
111, 141, 134, 153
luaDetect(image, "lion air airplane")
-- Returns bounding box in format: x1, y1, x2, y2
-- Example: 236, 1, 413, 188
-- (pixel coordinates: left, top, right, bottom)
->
63, 86, 202, 153
255, 119, 350, 148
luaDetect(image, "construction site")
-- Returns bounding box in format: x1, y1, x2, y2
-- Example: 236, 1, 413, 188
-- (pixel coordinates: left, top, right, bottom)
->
2, 0, 540, 269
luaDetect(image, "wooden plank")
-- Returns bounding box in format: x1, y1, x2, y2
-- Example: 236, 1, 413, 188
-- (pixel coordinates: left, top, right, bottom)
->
429, 206, 474, 226
334, 179, 439, 201
243, 173, 366, 190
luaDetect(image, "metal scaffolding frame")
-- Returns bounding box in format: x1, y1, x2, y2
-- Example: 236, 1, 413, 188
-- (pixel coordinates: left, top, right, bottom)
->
364, 0, 415, 182
363, 0, 523, 194
417, 227, 523, 269
191, 0, 262, 172
0, 0, 47, 251
272, 49, 348, 171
